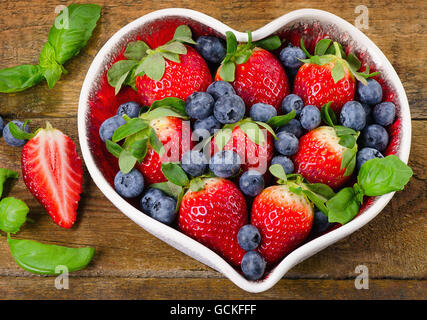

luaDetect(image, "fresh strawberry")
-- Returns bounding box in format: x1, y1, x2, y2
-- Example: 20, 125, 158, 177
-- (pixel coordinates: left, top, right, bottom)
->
210, 119, 274, 174
215, 32, 289, 112
251, 184, 314, 265
293, 39, 378, 113
19, 123, 83, 229
292, 126, 357, 189
179, 178, 248, 266
137, 116, 191, 185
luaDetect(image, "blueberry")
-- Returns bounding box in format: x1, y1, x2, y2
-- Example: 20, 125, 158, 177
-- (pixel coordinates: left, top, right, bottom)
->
193, 115, 222, 141
209, 150, 241, 178
279, 44, 306, 69
300, 105, 321, 130
239, 170, 264, 197
372, 102, 396, 126
312, 210, 332, 234
237, 225, 261, 251
249, 103, 277, 122
117, 101, 141, 118
340, 101, 366, 131
357, 79, 383, 105
114, 169, 144, 198
274, 131, 299, 156
185, 91, 215, 120
356, 147, 384, 171
281, 94, 304, 116
3, 120, 31, 147
277, 119, 303, 138
361, 124, 389, 152
0, 116, 4, 136
141, 188, 165, 213
195, 36, 226, 64
241, 251, 266, 280
181, 150, 208, 177
213, 94, 245, 124
140, 188, 177, 225
99, 115, 126, 142
271, 155, 294, 174
361, 103, 374, 125
206, 81, 236, 100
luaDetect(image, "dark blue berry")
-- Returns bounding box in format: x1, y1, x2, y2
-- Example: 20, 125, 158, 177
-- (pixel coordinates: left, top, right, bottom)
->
213, 94, 245, 124
193, 115, 222, 141
206, 81, 235, 100
0, 116, 4, 136
361, 103, 374, 125
271, 155, 294, 174
300, 105, 321, 130
239, 170, 264, 197
356, 147, 384, 171
237, 225, 261, 251
209, 150, 241, 178
99, 115, 126, 142
274, 131, 299, 156
312, 210, 332, 234
185, 91, 215, 120
361, 124, 389, 152
181, 150, 208, 177
141, 188, 164, 213
114, 169, 144, 198
140, 188, 177, 225
195, 36, 226, 64
3, 120, 31, 147
249, 103, 277, 122
372, 102, 396, 126
241, 251, 266, 280
279, 44, 306, 69
340, 101, 366, 131
277, 119, 303, 138
117, 101, 141, 118
281, 94, 304, 116
357, 79, 383, 105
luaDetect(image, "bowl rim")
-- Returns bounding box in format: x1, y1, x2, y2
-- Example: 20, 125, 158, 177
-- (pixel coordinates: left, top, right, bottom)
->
78, 8, 411, 293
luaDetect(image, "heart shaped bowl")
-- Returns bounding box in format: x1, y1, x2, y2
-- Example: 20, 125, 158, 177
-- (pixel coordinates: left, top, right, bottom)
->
78, 8, 411, 293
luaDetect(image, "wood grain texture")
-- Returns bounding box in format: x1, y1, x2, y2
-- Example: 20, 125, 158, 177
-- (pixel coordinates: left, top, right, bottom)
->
0, 0, 425, 299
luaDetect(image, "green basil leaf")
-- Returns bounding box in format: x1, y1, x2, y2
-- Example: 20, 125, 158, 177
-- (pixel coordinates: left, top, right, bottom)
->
225, 31, 238, 56
172, 25, 196, 45
161, 163, 189, 187
150, 97, 186, 115
326, 187, 360, 224
358, 155, 413, 196
0, 64, 44, 93
314, 38, 332, 56
107, 60, 138, 95
150, 181, 183, 199
161, 51, 180, 63
0, 168, 18, 198
118, 150, 137, 174
269, 164, 287, 182
234, 49, 252, 65
124, 40, 150, 60
189, 177, 205, 192
302, 189, 328, 215
8, 121, 35, 141
331, 60, 345, 83
305, 183, 336, 200
220, 61, 236, 82
338, 134, 356, 149
39, 42, 63, 88
48, 4, 101, 65
0, 197, 29, 233
126, 137, 148, 162
346, 53, 361, 72
105, 139, 123, 158
240, 122, 265, 146
141, 53, 165, 81
266, 110, 296, 129
320, 102, 337, 126
161, 41, 187, 54
175, 187, 185, 213
142, 107, 188, 121
255, 121, 277, 139
149, 128, 165, 157
8, 237, 95, 275
326, 41, 346, 59
254, 35, 281, 51
300, 38, 311, 58
334, 125, 357, 136
112, 118, 147, 142
341, 148, 357, 177
215, 128, 233, 151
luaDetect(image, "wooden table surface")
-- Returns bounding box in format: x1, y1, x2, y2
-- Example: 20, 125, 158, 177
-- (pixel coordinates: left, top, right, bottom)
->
0, 0, 425, 300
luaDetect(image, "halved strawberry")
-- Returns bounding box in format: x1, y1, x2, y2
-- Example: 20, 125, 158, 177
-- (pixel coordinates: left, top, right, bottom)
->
19, 123, 83, 228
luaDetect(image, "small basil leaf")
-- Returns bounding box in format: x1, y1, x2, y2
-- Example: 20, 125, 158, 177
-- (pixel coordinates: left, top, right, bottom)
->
225, 31, 238, 56
341, 148, 357, 177
215, 128, 233, 151
112, 118, 148, 142
8, 237, 95, 275
220, 61, 236, 82
105, 139, 123, 158
161, 163, 189, 187
338, 134, 356, 149
124, 40, 150, 60
161, 52, 180, 63
0, 64, 44, 93
314, 38, 332, 56
234, 49, 252, 65
358, 155, 413, 196
255, 121, 277, 139
150, 97, 186, 115
346, 53, 361, 71
240, 122, 265, 146
118, 150, 137, 174
254, 35, 281, 51
331, 60, 345, 83
141, 53, 165, 81
302, 189, 328, 215
107, 60, 138, 94
39, 42, 63, 88
326, 42, 346, 59
0, 197, 29, 233
266, 110, 296, 129
161, 42, 187, 54
0, 169, 18, 198
326, 187, 360, 224
269, 164, 287, 182
149, 128, 165, 157
305, 183, 336, 200
8, 121, 35, 140
175, 187, 185, 213
300, 38, 311, 58
189, 177, 205, 192
151, 182, 183, 199
320, 102, 337, 126
142, 107, 188, 121
334, 125, 357, 136
172, 25, 196, 45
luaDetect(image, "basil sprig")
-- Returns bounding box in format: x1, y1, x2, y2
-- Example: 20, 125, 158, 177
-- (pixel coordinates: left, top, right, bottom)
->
0, 4, 101, 93
0, 168, 18, 198
107, 25, 196, 94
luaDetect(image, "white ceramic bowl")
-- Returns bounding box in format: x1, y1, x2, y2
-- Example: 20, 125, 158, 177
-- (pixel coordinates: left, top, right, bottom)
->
78, 8, 411, 293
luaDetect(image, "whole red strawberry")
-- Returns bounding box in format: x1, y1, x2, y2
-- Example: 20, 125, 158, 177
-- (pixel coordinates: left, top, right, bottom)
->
293, 39, 377, 113
251, 184, 314, 265
179, 178, 248, 266
292, 126, 357, 189
19, 123, 83, 229
215, 32, 289, 112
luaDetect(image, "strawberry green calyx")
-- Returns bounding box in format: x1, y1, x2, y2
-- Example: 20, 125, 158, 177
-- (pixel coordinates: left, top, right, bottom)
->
219, 31, 282, 82
299, 38, 380, 85
105, 97, 188, 174
8, 120, 57, 142
107, 25, 197, 94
